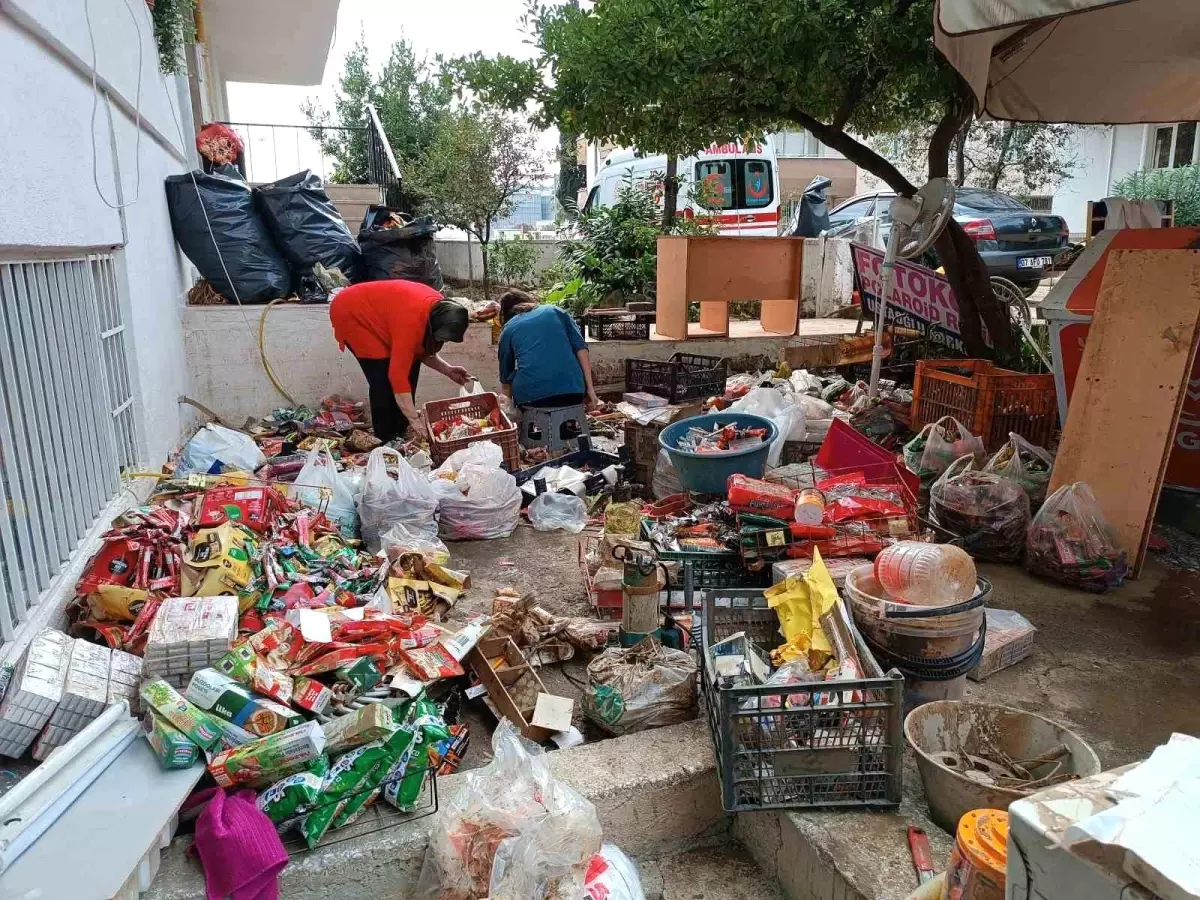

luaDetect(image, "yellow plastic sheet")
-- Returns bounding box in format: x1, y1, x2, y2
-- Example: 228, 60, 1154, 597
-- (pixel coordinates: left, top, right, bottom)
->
763, 548, 839, 666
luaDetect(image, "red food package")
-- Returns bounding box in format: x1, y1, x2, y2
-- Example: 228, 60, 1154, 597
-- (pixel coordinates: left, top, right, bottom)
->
399, 643, 464, 681
195, 485, 284, 533
78, 538, 139, 593
292, 642, 390, 676
248, 618, 304, 663
816, 472, 867, 490
827, 495, 908, 523
727, 475, 796, 520
332, 619, 395, 643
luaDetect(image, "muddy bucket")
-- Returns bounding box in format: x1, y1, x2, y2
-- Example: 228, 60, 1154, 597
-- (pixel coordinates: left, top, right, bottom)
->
904, 700, 1101, 832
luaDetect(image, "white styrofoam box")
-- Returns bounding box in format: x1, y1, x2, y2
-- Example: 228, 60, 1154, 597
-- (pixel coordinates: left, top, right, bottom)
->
0, 629, 73, 755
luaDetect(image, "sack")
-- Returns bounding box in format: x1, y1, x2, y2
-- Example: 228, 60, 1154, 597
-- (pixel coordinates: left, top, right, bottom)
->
416, 720, 603, 900
436, 463, 522, 541
358, 210, 444, 289
728, 387, 802, 466
930, 456, 1030, 563
165, 170, 291, 302
904, 416, 985, 480
255, 170, 361, 281
582, 638, 697, 736
181, 424, 266, 474
1026, 482, 1128, 592
359, 447, 439, 552
984, 433, 1054, 506
528, 492, 588, 534
294, 448, 358, 538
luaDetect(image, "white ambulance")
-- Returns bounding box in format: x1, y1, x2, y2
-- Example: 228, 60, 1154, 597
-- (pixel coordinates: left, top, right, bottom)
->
581, 138, 782, 236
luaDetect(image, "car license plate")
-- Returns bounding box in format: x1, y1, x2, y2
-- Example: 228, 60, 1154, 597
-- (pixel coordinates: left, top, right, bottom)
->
1018, 256, 1052, 270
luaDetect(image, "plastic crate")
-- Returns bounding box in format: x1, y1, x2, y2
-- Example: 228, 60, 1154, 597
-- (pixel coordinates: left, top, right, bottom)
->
578, 536, 623, 620
911, 359, 1057, 453
696, 582, 904, 812
515, 437, 627, 500
625, 353, 728, 403
424, 392, 520, 471
584, 310, 655, 341
640, 522, 770, 589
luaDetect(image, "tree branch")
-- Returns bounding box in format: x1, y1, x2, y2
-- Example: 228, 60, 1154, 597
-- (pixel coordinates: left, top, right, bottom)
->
783, 107, 918, 196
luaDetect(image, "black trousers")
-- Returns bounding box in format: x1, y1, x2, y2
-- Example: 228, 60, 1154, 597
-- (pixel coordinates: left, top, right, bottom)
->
353, 354, 421, 442
524, 393, 585, 409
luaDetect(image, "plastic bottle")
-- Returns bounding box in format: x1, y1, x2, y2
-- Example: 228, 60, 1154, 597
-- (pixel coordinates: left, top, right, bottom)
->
873, 542, 977, 606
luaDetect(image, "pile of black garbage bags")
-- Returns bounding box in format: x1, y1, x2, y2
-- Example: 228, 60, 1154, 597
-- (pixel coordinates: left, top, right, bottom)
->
165, 167, 442, 303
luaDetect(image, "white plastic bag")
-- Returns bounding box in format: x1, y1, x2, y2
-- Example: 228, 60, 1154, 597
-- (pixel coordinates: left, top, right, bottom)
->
528, 492, 588, 533
905, 416, 985, 478
359, 447, 439, 551
983, 432, 1054, 505
180, 424, 265, 474
437, 463, 522, 540
458, 377, 486, 397
581, 845, 645, 900
379, 522, 450, 565
796, 394, 836, 442
294, 447, 358, 538
727, 387, 802, 466
416, 720, 603, 900
434, 440, 503, 477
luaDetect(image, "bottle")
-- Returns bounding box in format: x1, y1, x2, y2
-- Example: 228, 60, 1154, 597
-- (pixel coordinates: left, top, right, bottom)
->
873, 542, 976, 606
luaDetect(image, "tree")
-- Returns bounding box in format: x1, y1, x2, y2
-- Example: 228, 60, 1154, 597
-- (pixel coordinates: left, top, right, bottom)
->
302, 37, 451, 206
409, 108, 541, 299
878, 120, 1080, 196
453, 0, 1013, 357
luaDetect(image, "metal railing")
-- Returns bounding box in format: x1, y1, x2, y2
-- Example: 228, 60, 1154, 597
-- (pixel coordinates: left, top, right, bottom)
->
0, 253, 138, 641
219, 122, 366, 185
365, 103, 407, 211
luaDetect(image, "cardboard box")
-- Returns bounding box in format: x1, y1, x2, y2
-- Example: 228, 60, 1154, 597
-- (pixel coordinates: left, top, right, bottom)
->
186, 669, 303, 737
465, 638, 558, 743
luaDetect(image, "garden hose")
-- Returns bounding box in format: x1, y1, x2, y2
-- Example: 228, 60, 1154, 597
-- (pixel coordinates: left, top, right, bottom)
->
259, 298, 299, 407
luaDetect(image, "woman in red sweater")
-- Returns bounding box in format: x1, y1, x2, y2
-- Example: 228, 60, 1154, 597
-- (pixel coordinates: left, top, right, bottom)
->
329, 280, 471, 441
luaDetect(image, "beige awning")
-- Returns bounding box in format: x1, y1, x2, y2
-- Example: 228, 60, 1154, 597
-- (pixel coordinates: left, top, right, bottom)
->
934, 0, 1200, 123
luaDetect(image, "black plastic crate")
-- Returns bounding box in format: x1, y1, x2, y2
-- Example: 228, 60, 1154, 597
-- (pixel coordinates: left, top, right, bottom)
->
695, 580, 904, 812
584, 310, 655, 341
641, 524, 770, 590
625, 353, 728, 403
515, 437, 627, 502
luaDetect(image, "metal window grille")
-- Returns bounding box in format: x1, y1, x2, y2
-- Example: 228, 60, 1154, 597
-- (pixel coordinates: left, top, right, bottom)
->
0, 253, 139, 641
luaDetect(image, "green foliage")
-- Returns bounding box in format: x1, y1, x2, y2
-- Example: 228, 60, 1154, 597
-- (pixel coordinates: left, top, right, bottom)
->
149, 0, 196, 75
302, 37, 452, 203
541, 277, 587, 315
1113, 165, 1200, 226
491, 236, 541, 286
537, 257, 581, 292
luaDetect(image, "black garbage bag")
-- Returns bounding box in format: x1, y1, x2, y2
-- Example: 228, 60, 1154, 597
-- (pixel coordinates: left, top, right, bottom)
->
358, 208, 444, 289
255, 171, 361, 282
165, 170, 291, 303
786, 175, 833, 237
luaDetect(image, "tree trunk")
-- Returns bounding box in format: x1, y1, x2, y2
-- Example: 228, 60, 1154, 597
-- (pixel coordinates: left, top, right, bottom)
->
954, 121, 970, 186
989, 123, 1017, 191
480, 223, 492, 301
661, 155, 679, 230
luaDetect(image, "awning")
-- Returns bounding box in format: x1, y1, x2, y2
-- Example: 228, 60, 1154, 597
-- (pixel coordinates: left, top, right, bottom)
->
934, 0, 1200, 123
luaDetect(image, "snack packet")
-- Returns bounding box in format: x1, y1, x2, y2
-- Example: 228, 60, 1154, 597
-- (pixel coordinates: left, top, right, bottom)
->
322, 704, 394, 754
382, 696, 452, 811
291, 676, 333, 715
208, 721, 326, 788
332, 726, 418, 828
335, 657, 382, 693
216, 645, 295, 705
140, 679, 224, 751
257, 756, 330, 825
141, 710, 200, 769
300, 738, 395, 848
186, 668, 304, 737
399, 643, 464, 682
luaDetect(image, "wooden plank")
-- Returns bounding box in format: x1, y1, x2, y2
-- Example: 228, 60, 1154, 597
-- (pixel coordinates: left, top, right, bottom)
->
1049, 249, 1200, 574
655, 237, 690, 339
698, 300, 729, 335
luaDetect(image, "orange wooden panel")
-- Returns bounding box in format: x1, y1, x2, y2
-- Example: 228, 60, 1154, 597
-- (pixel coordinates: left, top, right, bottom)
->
655, 237, 691, 339
1049, 249, 1200, 575
683, 237, 803, 304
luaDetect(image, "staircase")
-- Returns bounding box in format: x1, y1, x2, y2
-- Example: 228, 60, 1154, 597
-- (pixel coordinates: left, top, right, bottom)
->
325, 183, 383, 232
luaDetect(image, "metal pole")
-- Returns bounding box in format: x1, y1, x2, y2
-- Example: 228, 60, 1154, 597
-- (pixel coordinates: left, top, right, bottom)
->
868, 227, 903, 399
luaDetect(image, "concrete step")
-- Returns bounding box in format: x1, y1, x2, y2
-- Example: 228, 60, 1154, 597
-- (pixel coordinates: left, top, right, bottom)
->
323, 183, 381, 232
145, 719, 728, 900
638, 845, 784, 900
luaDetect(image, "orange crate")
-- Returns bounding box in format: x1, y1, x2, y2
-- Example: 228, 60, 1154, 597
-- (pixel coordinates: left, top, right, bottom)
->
911, 359, 1057, 453
424, 392, 520, 471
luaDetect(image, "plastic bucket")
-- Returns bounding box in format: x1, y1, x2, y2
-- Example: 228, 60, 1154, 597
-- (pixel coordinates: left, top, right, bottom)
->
946, 809, 1008, 900
658, 413, 778, 495
845, 566, 986, 661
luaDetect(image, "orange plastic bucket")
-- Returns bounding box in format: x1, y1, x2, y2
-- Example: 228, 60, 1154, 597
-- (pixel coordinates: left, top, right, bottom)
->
946, 809, 1007, 900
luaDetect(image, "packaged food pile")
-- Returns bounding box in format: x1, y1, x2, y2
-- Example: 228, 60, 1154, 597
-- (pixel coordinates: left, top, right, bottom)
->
675, 422, 769, 453
983, 432, 1055, 506
930, 457, 1030, 563
1026, 482, 1128, 592
430, 407, 508, 443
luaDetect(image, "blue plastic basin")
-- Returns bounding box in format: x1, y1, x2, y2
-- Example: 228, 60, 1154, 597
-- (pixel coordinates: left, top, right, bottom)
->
658, 412, 778, 495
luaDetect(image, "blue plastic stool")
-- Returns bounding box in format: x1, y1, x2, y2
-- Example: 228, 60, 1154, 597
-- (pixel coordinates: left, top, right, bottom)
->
519, 404, 589, 451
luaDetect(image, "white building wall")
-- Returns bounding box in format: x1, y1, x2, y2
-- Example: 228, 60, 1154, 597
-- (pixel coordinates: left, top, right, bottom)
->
0, 1, 197, 465
1052, 125, 1152, 237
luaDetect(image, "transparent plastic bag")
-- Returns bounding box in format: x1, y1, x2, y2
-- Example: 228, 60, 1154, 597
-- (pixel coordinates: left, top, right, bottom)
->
919, 416, 985, 477
437, 463, 522, 541
582, 638, 698, 736
434, 440, 504, 477
652, 448, 683, 501
294, 447, 358, 538
984, 432, 1054, 506
359, 447, 439, 551
727, 387, 801, 465
416, 720, 603, 900
528, 492, 588, 534
1026, 482, 1128, 592
930, 455, 1030, 563
181, 424, 265, 474
380, 522, 450, 565
581, 845, 645, 900
458, 378, 486, 398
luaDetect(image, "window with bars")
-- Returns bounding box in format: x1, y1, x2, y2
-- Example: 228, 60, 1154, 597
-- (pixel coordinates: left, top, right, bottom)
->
0, 253, 139, 641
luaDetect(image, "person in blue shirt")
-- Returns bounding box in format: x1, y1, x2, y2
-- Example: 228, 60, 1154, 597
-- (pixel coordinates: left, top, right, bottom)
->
497, 290, 600, 411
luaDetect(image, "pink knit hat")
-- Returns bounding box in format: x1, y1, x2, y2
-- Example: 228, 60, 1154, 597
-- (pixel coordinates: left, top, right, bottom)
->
192, 788, 288, 900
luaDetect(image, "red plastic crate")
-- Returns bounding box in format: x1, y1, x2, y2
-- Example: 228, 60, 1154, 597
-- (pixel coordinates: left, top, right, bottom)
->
911, 359, 1057, 453
423, 392, 520, 471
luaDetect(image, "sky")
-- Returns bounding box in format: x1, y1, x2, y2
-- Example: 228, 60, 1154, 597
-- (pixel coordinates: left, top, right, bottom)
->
226, 0, 559, 181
